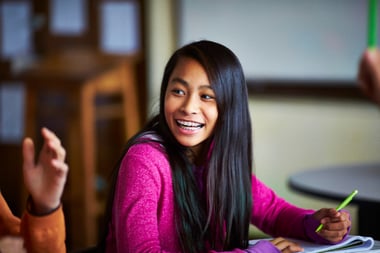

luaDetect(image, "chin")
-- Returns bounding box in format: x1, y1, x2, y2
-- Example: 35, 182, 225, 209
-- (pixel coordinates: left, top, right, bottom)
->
175, 137, 203, 148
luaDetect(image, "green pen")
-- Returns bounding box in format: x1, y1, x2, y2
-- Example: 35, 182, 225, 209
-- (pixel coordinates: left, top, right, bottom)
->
368, 0, 378, 50
315, 189, 358, 232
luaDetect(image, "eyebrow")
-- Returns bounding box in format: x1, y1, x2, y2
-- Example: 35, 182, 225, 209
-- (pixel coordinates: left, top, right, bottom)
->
170, 77, 213, 90
171, 77, 188, 86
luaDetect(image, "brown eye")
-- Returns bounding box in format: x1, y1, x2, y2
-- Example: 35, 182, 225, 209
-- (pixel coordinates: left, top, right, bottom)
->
172, 89, 185, 96
201, 94, 215, 101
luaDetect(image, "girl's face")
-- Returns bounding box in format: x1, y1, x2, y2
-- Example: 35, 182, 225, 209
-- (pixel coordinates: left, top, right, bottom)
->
164, 57, 218, 154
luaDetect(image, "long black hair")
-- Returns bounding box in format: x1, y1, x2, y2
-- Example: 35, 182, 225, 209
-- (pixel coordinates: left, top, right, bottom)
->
100, 40, 253, 252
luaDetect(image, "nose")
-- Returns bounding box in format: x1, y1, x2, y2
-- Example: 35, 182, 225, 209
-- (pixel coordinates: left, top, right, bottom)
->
181, 94, 199, 115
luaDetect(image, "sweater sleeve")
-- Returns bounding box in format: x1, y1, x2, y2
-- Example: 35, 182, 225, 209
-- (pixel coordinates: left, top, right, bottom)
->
250, 175, 314, 240
0, 193, 21, 237
20, 205, 66, 253
111, 143, 181, 252
250, 176, 351, 244
208, 240, 280, 253
246, 240, 281, 253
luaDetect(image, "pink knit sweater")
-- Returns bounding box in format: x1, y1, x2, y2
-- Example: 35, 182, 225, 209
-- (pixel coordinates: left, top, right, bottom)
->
105, 141, 330, 253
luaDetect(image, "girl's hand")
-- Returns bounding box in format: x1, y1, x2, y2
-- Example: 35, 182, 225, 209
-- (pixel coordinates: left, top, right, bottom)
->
312, 208, 351, 243
270, 237, 304, 253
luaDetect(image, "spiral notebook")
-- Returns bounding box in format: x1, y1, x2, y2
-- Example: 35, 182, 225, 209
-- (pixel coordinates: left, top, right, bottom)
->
249, 235, 378, 253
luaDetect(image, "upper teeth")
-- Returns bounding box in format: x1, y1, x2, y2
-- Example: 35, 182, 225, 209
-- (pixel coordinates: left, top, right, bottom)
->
177, 120, 202, 127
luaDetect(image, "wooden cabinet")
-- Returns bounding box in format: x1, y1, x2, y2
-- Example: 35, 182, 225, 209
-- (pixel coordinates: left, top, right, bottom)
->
1, 0, 146, 250
18, 49, 142, 250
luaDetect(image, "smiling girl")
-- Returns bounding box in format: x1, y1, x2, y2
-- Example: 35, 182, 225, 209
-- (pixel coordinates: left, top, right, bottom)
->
101, 40, 351, 253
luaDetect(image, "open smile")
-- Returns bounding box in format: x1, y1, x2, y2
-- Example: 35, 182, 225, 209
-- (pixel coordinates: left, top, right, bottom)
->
176, 120, 205, 131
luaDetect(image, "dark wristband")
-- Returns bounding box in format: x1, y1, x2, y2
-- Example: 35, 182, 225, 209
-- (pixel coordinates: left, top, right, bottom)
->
26, 195, 60, 216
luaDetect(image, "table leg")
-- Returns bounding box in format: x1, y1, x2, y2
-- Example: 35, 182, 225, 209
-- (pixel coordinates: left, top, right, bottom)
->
66, 86, 97, 249
358, 203, 380, 240
80, 82, 97, 245
121, 61, 140, 138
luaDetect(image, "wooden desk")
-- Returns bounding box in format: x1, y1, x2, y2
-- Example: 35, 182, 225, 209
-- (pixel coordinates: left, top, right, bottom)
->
288, 163, 380, 240
18, 49, 141, 250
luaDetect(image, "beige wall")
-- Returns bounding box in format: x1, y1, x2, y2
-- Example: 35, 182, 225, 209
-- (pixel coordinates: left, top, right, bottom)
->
145, 0, 176, 115
145, 0, 380, 236
250, 96, 380, 235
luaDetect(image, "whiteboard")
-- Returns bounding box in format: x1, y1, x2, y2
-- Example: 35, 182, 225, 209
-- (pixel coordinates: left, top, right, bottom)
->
178, 0, 379, 82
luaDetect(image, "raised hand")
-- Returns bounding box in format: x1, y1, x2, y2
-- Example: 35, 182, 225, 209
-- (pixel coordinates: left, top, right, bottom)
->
22, 128, 68, 215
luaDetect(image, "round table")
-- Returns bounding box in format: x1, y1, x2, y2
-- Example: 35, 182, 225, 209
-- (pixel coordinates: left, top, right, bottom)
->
288, 163, 380, 240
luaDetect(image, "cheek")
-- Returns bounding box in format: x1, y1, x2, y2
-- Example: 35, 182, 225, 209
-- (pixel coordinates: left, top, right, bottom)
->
164, 97, 173, 112
207, 108, 218, 127
163, 94, 171, 117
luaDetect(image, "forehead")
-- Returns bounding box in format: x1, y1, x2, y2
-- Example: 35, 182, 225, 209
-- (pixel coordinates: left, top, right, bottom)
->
169, 57, 210, 85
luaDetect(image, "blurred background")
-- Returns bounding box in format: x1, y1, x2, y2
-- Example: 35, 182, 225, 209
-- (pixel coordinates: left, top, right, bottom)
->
1, 0, 380, 251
